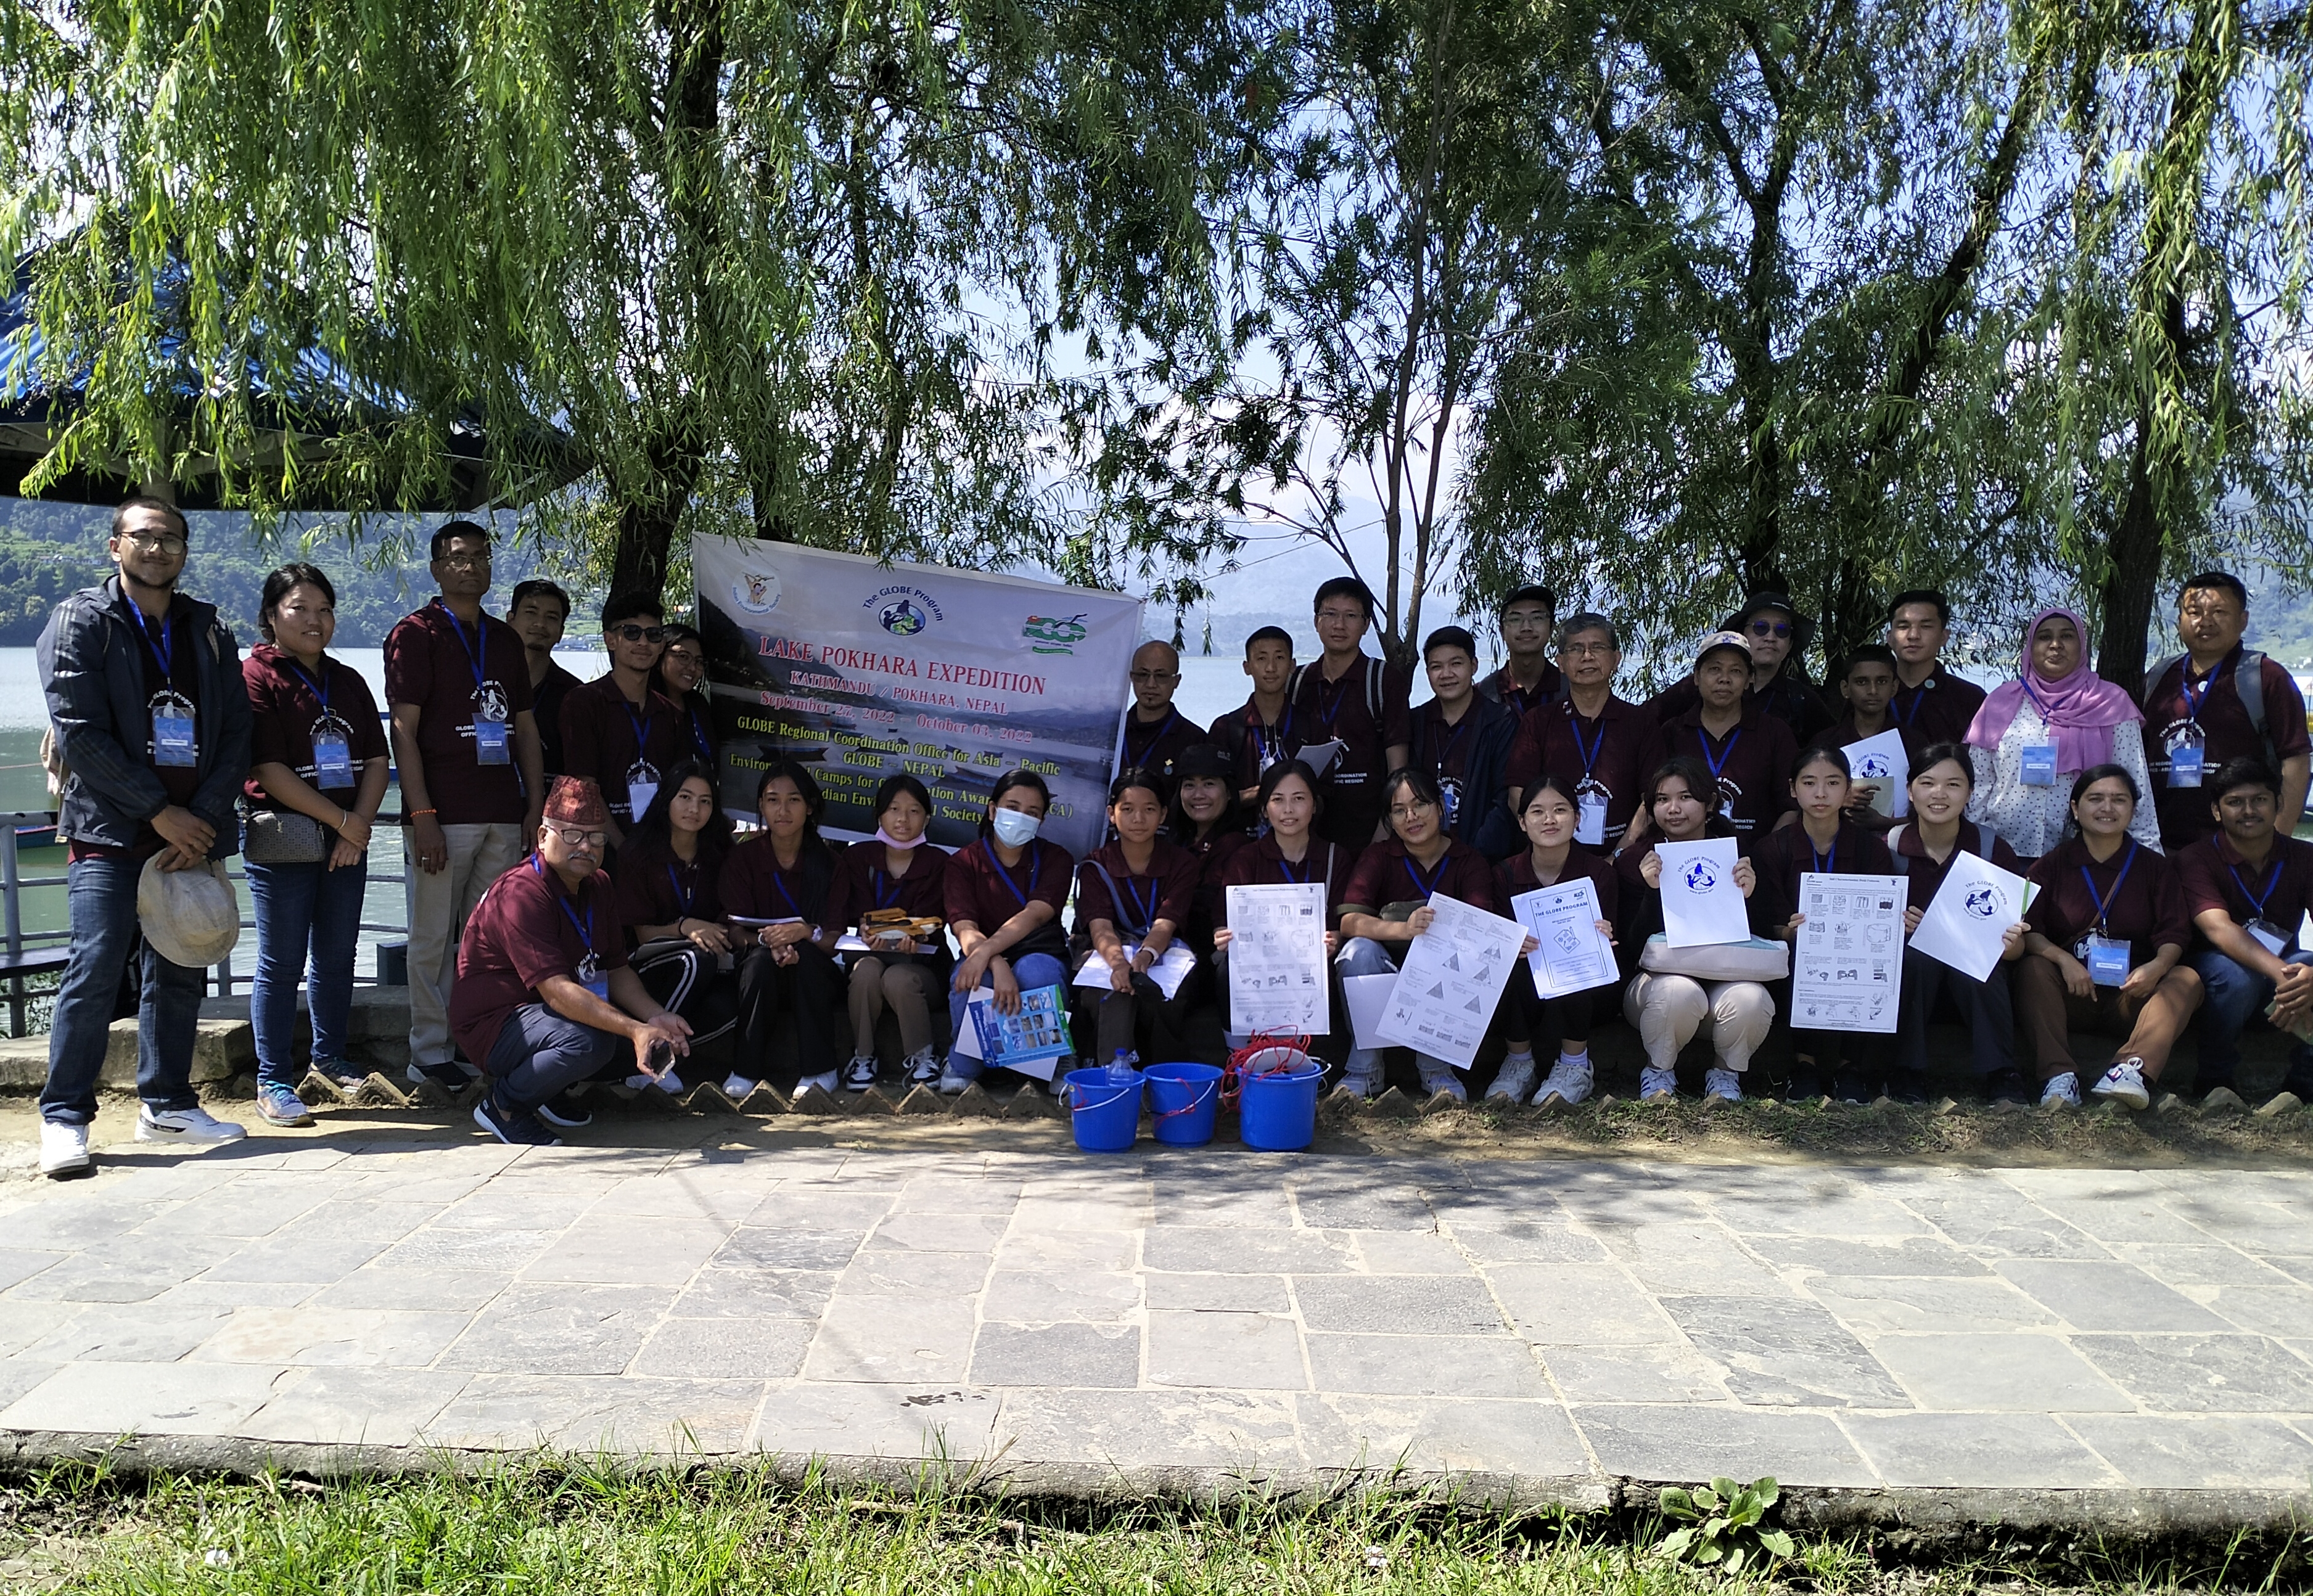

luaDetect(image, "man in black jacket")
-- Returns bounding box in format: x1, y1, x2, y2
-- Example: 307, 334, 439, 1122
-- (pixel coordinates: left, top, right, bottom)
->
36, 496, 252, 1177
1415, 626, 1520, 859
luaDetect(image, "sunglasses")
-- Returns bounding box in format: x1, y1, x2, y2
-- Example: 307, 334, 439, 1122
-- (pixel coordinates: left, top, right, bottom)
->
1747, 619, 1793, 639
611, 623, 666, 644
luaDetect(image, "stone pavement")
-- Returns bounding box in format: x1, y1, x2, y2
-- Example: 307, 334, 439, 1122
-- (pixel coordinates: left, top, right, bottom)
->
1, 1121, 2312, 1524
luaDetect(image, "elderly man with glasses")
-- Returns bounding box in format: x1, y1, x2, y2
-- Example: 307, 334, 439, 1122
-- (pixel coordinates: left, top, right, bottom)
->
450, 777, 692, 1145
559, 590, 686, 854
1115, 640, 1204, 782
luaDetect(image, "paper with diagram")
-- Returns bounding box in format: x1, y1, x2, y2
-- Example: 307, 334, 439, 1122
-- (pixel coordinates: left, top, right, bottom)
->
1374, 893, 1527, 1069
1224, 883, 1331, 1034
1510, 879, 1619, 999
1790, 872, 1905, 1033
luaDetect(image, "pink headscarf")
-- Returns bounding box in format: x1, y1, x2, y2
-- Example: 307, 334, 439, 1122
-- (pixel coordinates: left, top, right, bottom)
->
1965, 606, 2143, 774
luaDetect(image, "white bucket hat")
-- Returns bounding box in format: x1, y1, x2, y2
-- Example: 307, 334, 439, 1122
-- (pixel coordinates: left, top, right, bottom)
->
137, 854, 242, 969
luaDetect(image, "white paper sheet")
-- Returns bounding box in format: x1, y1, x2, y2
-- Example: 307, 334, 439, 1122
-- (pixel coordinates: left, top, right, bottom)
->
1341, 972, 1397, 1050
1373, 893, 1528, 1069
1909, 849, 2032, 983
1510, 879, 1619, 999
1789, 872, 1905, 1033
1225, 883, 1331, 1035
1072, 941, 1197, 1000
1294, 739, 1345, 778
1654, 838, 1750, 947
1844, 729, 1910, 819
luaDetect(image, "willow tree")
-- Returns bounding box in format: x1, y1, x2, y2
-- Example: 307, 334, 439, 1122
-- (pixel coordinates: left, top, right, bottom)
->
0, 0, 1278, 591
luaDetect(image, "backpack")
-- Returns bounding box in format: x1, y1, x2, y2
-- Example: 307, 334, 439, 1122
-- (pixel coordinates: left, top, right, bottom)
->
2149, 649, 2277, 767
1287, 658, 1387, 732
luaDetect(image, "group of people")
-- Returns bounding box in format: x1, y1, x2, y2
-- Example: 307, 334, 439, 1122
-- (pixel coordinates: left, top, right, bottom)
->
29, 496, 2313, 1171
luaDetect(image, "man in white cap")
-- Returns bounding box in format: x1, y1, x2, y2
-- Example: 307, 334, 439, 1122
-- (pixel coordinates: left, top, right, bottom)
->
36, 496, 251, 1177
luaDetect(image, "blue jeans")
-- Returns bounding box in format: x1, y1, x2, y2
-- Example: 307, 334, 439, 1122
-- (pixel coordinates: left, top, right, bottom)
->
43, 852, 204, 1124
945, 950, 1066, 1081
1338, 936, 1453, 1080
245, 854, 368, 1087
2191, 947, 2313, 1084
485, 1000, 622, 1111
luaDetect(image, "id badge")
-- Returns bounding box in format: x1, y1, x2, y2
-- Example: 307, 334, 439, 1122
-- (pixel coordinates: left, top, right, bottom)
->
1438, 777, 1461, 830
1576, 790, 1608, 847
2084, 933, 2131, 987
473, 716, 510, 766
577, 952, 609, 1001
312, 732, 354, 790
2247, 919, 2290, 957
2166, 735, 2204, 788
627, 762, 659, 824
2020, 744, 2058, 787
152, 708, 197, 767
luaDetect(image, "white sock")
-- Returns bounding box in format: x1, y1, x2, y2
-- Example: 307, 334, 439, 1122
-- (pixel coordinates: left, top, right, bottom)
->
1560, 1047, 1590, 1069
1505, 1049, 1535, 1069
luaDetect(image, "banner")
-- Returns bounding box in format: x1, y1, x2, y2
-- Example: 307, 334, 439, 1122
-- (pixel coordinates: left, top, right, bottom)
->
692, 534, 1142, 857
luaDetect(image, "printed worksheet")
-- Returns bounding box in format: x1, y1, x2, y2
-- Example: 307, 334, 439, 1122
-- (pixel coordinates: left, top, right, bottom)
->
1655, 839, 1749, 947
1225, 883, 1331, 1034
1510, 879, 1618, 999
1374, 893, 1527, 1069
1791, 872, 1905, 1033
1072, 941, 1198, 1000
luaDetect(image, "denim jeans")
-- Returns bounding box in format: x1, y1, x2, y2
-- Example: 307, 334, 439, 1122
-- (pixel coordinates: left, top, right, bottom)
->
483, 999, 622, 1111
2191, 947, 2313, 1084
1337, 937, 1455, 1081
245, 854, 368, 1088
42, 852, 203, 1124
945, 951, 1066, 1081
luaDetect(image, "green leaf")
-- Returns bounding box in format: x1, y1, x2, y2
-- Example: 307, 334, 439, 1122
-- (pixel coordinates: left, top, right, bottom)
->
1658, 1487, 1696, 1518
1760, 1529, 1796, 1559
1657, 1528, 1695, 1559
1751, 1476, 1781, 1510
1709, 1476, 1742, 1502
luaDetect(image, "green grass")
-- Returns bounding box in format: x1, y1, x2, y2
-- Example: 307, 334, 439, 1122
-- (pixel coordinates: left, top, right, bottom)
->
0, 1460, 2306, 1595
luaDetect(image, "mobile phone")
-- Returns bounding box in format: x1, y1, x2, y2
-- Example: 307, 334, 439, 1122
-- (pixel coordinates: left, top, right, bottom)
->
645, 1037, 675, 1076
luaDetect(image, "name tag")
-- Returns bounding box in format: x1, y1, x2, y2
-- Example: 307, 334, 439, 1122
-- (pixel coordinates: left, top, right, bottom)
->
1438, 777, 1461, 830
152, 709, 197, 767
576, 952, 609, 1001
2247, 919, 2290, 956
2020, 745, 2057, 787
312, 732, 354, 789
2083, 933, 2131, 987
2167, 742, 2204, 788
1576, 791, 1608, 848
473, 716, 510, 765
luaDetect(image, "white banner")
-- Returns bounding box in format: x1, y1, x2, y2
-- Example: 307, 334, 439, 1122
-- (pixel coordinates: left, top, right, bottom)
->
691, 535, 1141, 857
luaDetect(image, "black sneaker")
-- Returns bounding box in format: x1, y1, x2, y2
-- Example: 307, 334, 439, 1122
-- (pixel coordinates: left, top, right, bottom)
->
472, 1093, 561, 1147
1888, 1068, 1929, 1105
1984, 1067, 2031, 1106
535, 1091, 593, 1129
1783, 1070, 1821, 1102
409, 1058, 481, 1091
1833, 1071, 1875, 1105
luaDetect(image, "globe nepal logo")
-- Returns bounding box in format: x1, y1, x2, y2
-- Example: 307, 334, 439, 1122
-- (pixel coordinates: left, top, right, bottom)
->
1964, 885, 2006, 920
866, 584, 944, 637
1682, 857, 1720, 894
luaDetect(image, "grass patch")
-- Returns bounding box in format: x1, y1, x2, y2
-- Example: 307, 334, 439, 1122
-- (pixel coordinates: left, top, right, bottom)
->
0, 1460, 2306, 1594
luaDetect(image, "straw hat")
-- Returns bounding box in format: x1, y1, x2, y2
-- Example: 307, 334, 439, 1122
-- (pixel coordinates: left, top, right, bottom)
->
138, 854, 242, 969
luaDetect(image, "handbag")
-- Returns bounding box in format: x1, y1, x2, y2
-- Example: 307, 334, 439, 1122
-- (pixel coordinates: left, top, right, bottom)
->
1639, 933, 1789, 983
241, 806, 329, 865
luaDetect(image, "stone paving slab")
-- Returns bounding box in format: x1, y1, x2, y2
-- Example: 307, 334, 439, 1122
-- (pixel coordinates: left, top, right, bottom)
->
1, 1129, 2312, 1521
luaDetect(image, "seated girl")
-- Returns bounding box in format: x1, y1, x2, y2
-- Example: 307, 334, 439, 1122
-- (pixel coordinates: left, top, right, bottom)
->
1336, 767, 1503, 1100
1072, 768, 1202, 1068
2016, 764, 2203, 1109
1891, 742, 2029, 1105
1167, 742, 1254, 959
613, 759, 741, 1099
1214, 759, 1350, 1037
720, 761, 843, 1098
827, 773, 952, 1093
942, 770, 1075, 1094
1749, 743, 1894, 1102
1614, 756, 1770, 1103
1495, 775, 1620, 1107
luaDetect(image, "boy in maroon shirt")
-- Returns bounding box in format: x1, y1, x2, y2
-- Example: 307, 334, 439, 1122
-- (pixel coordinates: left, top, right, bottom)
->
2142, 571, 2312, 849
1886, 589, 1988, 745
452, 777, 691, 1145
1505, 612, 1662, 854
1211, 626, 1298, 804
1476, 584, 1563, 717
1291, 577, 1413, 849
1659, 632, 1797, 846
2179, 757, 2313, 1102
559, 590, 687, 849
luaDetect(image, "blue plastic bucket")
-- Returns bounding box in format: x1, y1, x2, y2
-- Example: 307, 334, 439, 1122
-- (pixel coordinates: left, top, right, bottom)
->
1238, 1058, 1327, 1152
1143, 1062, 1223, 1147
1066, 1068, 1143, 1153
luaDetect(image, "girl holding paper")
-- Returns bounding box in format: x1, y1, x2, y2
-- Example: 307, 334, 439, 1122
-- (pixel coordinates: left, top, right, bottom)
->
2015, 765, 2202, 1109
1750, 745, 1894, 1103
1215, 760, 1352, 1043
614, 761, 742, 1097
1614, 756, 1770, 1102
722, 761, 844, 1099
1072, 769, 1202, 1068
1496, 776, 1620, 1107
826, 774, 953, 1094
1891, 743, 2030, 1105
943, 770, 1075, 1094
1336, 768, 1503, 1100
1965, 608, 2159, 861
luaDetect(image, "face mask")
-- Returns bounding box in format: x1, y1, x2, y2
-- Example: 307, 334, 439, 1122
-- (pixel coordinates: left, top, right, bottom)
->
871, 825, 919, 850
990, 808, 1041, 847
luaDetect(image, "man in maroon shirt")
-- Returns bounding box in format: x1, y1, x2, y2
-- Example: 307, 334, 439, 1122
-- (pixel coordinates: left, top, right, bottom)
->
451, 777, 692, 1145
386, 522, 546, 1088
1886, 588, 1989, 745
1291, 577, 1413, 848
1476, 584, 1562, 717
1210, 626, 1297, 804
1506, 612, 1662, 854
1115, 640, 1206, 782
1830, 644, 1924, 830
2179, 757, 2313, 1102
560, 590, 687, 849
507, 579, 580, 777
2142, 571, 2313, 849
1660, 632, 1798, 845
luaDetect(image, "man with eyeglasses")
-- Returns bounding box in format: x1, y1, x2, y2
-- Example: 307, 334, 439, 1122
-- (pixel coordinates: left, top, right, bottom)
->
2141, 571, 2311, 849
1289, 576, 1413, 848
450, 776, 692, 1145
34, 495, 253, 1176
1477, 584, 1564, 717
507, 579, 580, 776
1116, 639, 1204, 782
386, 521, 546, 1090
1645, 591, 1834, 745
561, 591, 685, 851
1505, 613, 1664, 854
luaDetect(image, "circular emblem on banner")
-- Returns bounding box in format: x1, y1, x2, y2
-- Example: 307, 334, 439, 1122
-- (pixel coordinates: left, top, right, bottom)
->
879, 599, 927, 636
734, 571, 781, 614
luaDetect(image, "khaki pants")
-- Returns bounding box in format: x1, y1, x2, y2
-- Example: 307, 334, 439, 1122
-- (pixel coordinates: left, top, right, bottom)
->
1622, 970, 1773, 1073
407, 822, 523, 1067
847, 957, 943, 1058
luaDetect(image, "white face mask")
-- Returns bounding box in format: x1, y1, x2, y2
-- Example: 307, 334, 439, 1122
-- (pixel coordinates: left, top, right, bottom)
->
989, 807, 1041, 846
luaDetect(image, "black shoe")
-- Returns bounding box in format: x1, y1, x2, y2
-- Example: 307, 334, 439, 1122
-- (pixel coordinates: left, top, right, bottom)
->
535, 1091, 593, 1130
472, 1093, 562, 1147
1783, 1070, 1820, 1102
1833, 1071, 1875, 1105
1984, 1067, 2031, 1107
408, 1058, 481, 1091
1888, 1069, 1929, 1105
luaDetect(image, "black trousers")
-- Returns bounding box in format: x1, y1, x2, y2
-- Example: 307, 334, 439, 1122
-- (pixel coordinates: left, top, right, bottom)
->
734, 943, 839, 1082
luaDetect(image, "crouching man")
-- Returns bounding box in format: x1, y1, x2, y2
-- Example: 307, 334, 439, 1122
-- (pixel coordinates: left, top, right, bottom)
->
448, 776, 692, 1145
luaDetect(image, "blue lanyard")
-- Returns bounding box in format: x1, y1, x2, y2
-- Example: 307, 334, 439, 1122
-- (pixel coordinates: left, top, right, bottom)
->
1121, 872, 1160, 931
129, 603, 173, 677
666, 863, 693, 915
872, 867, 906, 911
2229, 857, 2283, 918
768, 866, 805, 920
1698, 725, 1743, 782
1566, 705, 1606, 775
1809, 833, 1838, 874
1314, 668, 1357, 730
2179, 658, 2225, 723
621, 694, 655, 756
1275, 850, 1307, 884
2080, 842, 2139, 935
992, 846, 1040, 909
1252, 705, 1293, 766
285, 657, 331, 713
433, 599, 490, 692
1129, 708, 1181, 757
1895, 685, 1927, 727
532, 856, 594, 951
688, 704, 714, 759
1402, 849, 1448, 899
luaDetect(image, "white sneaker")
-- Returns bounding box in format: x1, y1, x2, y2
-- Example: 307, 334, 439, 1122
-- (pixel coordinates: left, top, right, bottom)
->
39, 1121, 90, 1178
904, 1047, 942, 1085
798, 1070, 840, 1098
2040, 1073, 2082, 1109
136, 1105, 247, 1144
1534, 1058, 1593, 1108
1640, 1066, 1679, 1101
842, 1054, 879, 1091
1486, 1055, 1537, 1103
1338, 1067, 1379, 1100
1704, 1067, 1743, 1103
937, 1066, 976, 1096
1416, 1060, 1467, 1102
2091, 1058, 2151, 1110
722, 1073, 760, 1100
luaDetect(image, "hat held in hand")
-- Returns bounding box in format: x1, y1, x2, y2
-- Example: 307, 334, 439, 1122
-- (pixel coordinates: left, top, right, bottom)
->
138, 854, 241, 969
543, 776, 610, 830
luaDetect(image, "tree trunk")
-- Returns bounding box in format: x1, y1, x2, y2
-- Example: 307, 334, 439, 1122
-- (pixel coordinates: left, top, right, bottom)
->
2097, 398, 2167, 698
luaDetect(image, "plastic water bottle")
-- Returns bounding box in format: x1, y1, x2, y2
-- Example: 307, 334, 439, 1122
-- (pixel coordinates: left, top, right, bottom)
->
1107, 1049, 1135, 1085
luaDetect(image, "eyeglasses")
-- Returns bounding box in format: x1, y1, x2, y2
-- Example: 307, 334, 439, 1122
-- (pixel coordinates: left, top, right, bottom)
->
1316, 608, 1368, 625
121, 532, 188, 555
1561, 641, 1614, 657
1129, 669, 1178, 684
663, 647, 703, 666
612, 624, 666, 644
436, 552, 490, 569
546, 824, 608, 849
1387, 801, 1438, 822
1747, 620, 1792, 639
1502, 609, 1553, 628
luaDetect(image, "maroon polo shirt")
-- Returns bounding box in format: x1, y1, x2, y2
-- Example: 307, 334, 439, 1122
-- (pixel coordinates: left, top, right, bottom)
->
1480, 662, 1563, 719
1075, 838, 1199, 936
1891, 819, 2024, 915
1504, 695, 1664, 849
1341, 837, 1502, 919
721, 834, 835, 926
1498, 846, 1619, 923
1888, 664, 1987, 746
450, 855, 630, 1068
531, 659, 584, 777
943, 836, 1074, 959
1290, 655, 1414, 849
1747, 819, 1896, 933
2143, 647, 2312, 848
2176, 831, 2313, 938
559, 674, 688, 827
1220, 833, 1352, 927
242, 646, 388, 808
826, 840, 952, 930
1661, 705, 1799, 840
2025, 837, 2192, 967
614, 831, 728, 938
1179, 825, 1252, 949
1116, 705, 1206, 782
384, 601, 534, 826
1210, 697, 1300, 795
